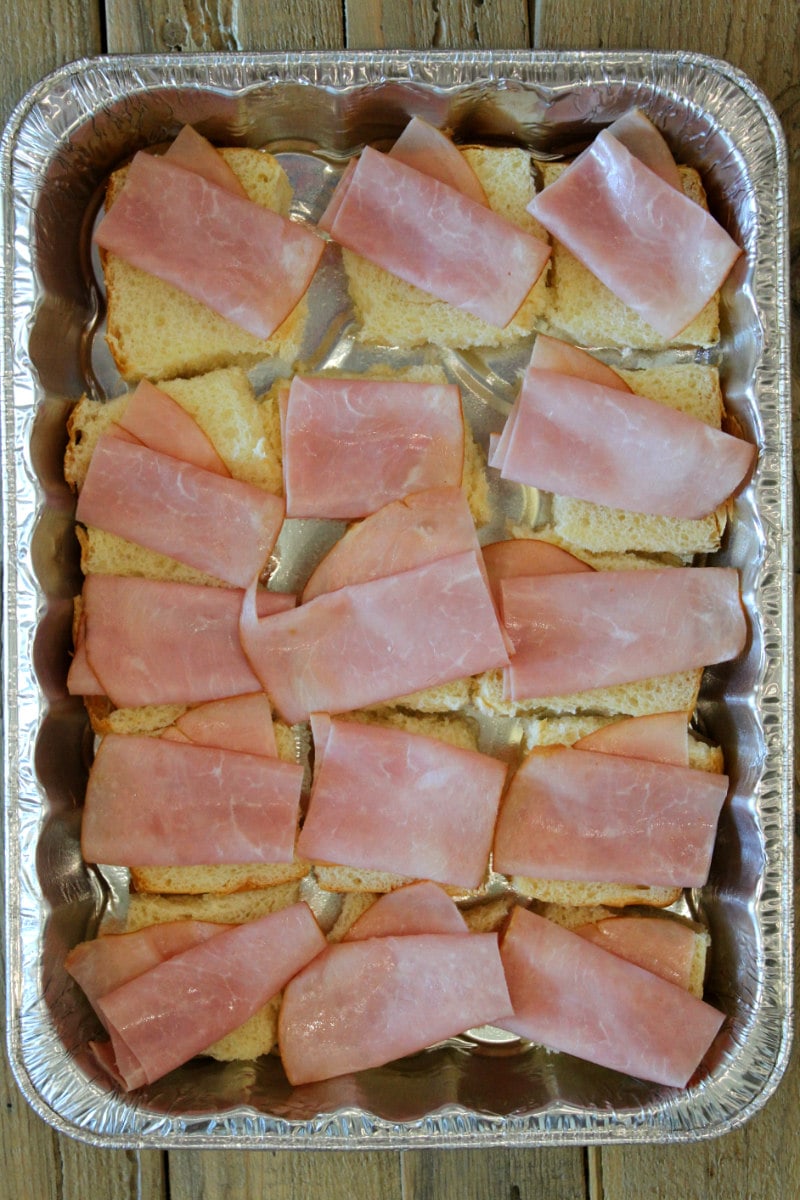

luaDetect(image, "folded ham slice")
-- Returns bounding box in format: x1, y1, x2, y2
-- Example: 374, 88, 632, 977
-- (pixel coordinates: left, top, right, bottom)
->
499, 908, 724, 1087
66, 921, 224, 1014
173, 693, 277, 758
115, 379, 230, 476
319, 146, 550, 328
489, 366, 754, 519
605, 109, 682, 192
343, 882, 469, 941
302, 486, 478, 602
82, 734, 304, 867
163, 125, 247, 197
298, 719, 506, 888
241, 550, 510, 724
493, 745, 728, 887
482, 538, 592, 606
279, 933, 512, 1085
95, 904, 326, 1089
528, 130, 741, 339
389, 116, 488, 205
282, 376, 464, 520
94, 151, 325, 340
573, 712, 689, 767
74, 575, 294, 708
574, 916, 702, 991
528, 332, 632, 391
76, 434, 285, 588
501, 567, 745, 701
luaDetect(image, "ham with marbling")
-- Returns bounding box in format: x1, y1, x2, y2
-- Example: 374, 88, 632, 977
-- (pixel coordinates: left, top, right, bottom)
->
115, 379, 230, 475
343, 882, 469, 941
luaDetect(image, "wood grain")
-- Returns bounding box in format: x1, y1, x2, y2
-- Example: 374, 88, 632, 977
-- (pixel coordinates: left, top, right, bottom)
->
344, 0, 531, 50
168, 1149, 403, 1200
104, 0, 344, 54
0, 0, 101, 128
401, 1147, 588, 1198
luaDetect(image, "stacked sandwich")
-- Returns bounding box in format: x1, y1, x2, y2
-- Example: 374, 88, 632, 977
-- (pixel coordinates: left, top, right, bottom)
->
64, 117, 753, 1093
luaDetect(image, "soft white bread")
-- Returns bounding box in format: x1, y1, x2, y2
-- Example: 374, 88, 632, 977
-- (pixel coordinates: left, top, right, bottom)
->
508, 715, 723, 909
124, 883, 302, 1061
472, 551, 703, 720
549, 364, 729, 558
102, 148, 307, 381
537, 162, 720, 348
538, 902, 710, 998
65, 367, 283, 589
342, 146, 550, 349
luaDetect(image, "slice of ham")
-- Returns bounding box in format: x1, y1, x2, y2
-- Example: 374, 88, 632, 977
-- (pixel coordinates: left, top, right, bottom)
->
489, 366, 754, 519
492, 745, 728, 888
302, 486, 478, 602
240, 550, 510, 724
279, 933, 512, 1085
66, 921, 224, 1014
343, 882, 469, 941
115, 379, 230, 476
95, 904, 326, 1090
163, 125, 248, 197
499, 908, 724, 1087
298, 720, 506, 889
574, 916, 702, 991
528, 130, 741, 339
67, 615, 103, 695
76, 434, 285, 588
573, 712, 690, 766
72, 575, 295, 710
81, 734, 303, 866
389, 116, 489, 205
318, 146, 550, 328
500, 567, 746, 701
481, 538, 592, 607
282, 376, 464, 520
529, 332, 632, 391
605, 109, 682, 192
94, 151, 325, 340
173, 693, 277, 758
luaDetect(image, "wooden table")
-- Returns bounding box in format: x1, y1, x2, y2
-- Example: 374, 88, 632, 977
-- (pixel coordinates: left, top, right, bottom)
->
2, 2, 797, 1197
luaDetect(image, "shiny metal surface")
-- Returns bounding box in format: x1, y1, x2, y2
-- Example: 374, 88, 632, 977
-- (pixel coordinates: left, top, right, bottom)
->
1, 51, 792, 1147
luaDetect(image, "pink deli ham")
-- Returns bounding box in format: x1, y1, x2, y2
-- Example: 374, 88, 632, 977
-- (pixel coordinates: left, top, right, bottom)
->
489, 366, 754, 519
115, 379, 230, 476
174, 693, 277, 758
279, 933, 512, 1085
76, 433, 285, 588
96, 904, 326, 1090
499, 908, 724, 1087
528, 130, 741, 339
66, 921, 224, 1013
343, 882, 469, 941
302, 486, 478, 602
282, 376, 464, 520
481, 538, 592, 607
528, 332, 632, 391
574, 916, 701, 992
240, 549, 510, 724
573, 712, 689, 767
82, 734, 303, 867
605, 109, 682, 191
298, 719, 507, 889
318, 146, 550, 328
493, 745, 728, 888
94, 151, 324, 340
501, 567, 746, 701
163, 124, 247, 197
389, 116, 488, 205
73, 575, 294, 708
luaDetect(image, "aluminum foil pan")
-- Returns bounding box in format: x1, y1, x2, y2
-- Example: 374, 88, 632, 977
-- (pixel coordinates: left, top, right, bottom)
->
1, 51, 792, 1148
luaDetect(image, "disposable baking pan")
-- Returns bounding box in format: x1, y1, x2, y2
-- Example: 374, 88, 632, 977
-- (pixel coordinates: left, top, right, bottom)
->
1, 50, 793, 1147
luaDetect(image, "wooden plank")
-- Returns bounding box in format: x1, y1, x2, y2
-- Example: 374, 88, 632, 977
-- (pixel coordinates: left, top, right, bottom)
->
344, 0, 531, 50
401, 1147, 588, 1198
104, 0, 344, 54
0, 0, 100, 128
168, 1150, 403, 1200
